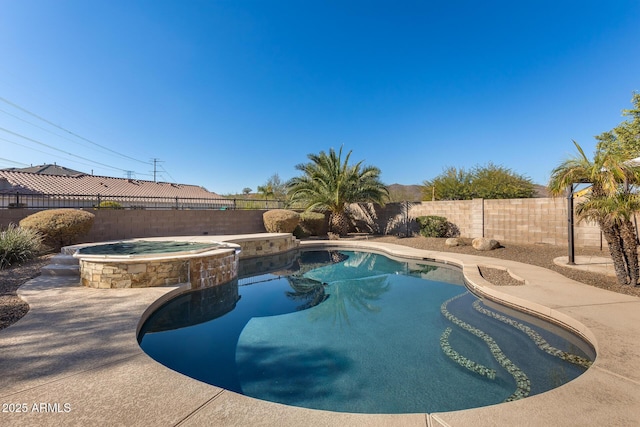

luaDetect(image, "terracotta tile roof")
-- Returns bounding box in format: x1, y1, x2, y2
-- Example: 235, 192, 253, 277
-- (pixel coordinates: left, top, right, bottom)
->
2, 164, 85, 176
0, 170, 220, 199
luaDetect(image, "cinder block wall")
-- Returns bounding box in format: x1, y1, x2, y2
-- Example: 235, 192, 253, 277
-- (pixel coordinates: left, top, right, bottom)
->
0, 199, 609, 248
0, 209, 267, 242
358, 200, 482, 237
482, 198, 603, 247
0, 209, 31, 228
85, 210, 268, 241
409, 200, 480, 237
358, 198, 605, 248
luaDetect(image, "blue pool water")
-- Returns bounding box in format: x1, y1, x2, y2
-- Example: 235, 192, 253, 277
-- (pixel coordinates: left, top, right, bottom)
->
138, 250, 594, 414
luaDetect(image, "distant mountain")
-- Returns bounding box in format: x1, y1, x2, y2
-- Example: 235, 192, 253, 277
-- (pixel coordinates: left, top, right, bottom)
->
387, 184, 424, 202
533, 184, 550, 197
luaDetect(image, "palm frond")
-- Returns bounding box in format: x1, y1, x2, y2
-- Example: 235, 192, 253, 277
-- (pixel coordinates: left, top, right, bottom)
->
287, 147, 388, 215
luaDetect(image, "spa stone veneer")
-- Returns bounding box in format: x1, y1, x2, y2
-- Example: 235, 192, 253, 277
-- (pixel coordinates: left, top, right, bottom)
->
69, 234, 298, 289
75, 248, 239, 289
231, 234, 299, 258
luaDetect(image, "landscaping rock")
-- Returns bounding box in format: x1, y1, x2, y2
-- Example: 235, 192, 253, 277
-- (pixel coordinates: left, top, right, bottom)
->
445, 238, 465, 247
472, 237, 500, 251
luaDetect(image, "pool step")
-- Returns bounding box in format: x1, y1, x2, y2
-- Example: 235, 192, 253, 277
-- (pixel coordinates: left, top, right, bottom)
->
50, 254, 79, 265
440, 293, 531, 401
41, 254, 80, 277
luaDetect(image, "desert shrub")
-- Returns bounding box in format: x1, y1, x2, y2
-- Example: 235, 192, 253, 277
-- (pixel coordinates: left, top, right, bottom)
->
0, 223, 43, 269
416, 215, 454, 238
19, 209, 95, 251
96, 200, 123, 209
299, 211, 327, 236
292, 225, 308, 239
263, 209, 300, 233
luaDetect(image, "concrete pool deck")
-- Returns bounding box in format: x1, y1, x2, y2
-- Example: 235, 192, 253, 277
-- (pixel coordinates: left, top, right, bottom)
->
1, 235, 639, 426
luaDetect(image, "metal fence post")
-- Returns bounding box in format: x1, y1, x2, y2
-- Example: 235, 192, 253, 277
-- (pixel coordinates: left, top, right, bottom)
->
567, 184, 575, 265
405, 200, 409, 237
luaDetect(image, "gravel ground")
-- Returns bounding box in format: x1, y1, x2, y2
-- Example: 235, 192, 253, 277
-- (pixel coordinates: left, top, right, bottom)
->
1, 237, 638, 330
369, 236, 640, 298
0, 254, 53, 330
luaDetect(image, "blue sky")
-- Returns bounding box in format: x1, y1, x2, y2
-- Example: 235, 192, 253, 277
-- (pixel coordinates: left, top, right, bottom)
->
1, 1, 639, 195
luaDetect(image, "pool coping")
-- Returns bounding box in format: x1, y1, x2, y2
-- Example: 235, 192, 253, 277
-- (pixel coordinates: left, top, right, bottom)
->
1, 235, 639, 426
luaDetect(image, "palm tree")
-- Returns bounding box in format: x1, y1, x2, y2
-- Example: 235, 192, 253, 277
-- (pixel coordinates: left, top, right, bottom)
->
308, 274, 392, 327
257, 184, 274, 208
548, 141, 640, 286
287, 147, 389, 236
575, 195, 640, 285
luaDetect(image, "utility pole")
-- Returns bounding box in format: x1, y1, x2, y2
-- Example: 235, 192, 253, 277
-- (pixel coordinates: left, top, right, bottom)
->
151, 158, 163, 182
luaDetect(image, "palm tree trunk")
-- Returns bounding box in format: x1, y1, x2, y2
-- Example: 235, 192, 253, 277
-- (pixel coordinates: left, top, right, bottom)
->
329, 211, 350, 236
620, 219, 639, 286
600, 223, 631, 286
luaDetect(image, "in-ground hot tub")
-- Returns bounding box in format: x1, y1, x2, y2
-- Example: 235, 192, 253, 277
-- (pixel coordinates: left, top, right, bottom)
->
70, 239, 241, 289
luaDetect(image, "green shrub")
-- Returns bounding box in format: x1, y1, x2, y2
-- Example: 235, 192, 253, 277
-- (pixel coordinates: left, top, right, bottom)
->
299, 211, 327, 236
416, 215, 451, 238
0, 224, 43, 269
19, 209, 95, 251
96, 200, 123, 209
292, 225, 308, 239
263, 209, 300, 233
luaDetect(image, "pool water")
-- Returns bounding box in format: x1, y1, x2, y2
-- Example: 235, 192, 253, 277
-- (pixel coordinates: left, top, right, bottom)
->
138, 250, 594, 414
77, 240, 220, 256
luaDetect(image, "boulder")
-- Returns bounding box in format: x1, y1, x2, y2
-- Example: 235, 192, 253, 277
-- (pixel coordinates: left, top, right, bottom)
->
472, 237, 500, 251
445, 238, 465, 247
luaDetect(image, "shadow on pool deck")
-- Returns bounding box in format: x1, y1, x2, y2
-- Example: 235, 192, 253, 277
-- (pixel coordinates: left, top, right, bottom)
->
1, 236, 639, 426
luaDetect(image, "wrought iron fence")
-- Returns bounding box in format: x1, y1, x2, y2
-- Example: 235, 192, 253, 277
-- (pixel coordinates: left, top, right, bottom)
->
0, 192, 286, 210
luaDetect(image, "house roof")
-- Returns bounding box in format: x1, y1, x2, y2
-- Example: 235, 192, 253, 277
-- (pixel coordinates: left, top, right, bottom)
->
0, 166, 220, 199
2, 164, 85, 176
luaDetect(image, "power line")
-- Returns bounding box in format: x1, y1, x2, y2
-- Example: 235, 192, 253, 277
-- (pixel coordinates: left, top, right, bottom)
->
0, 106, 149, 166
0, 96, 151, 165
0, 157, 29, 167
2, 131, 154, 177
0, 127, 142, 174
1, 135, 107, 170
1, 135, 155, 177
159, 164, 177, 183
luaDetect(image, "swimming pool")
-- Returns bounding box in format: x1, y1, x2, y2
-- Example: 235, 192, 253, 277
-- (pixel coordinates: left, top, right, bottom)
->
138, 250, 594, 414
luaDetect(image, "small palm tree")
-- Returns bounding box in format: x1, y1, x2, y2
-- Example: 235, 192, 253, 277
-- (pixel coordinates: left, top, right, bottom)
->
548, 142, 629, 198
548, 141, 640, 286
287, 147, 388, 236
257, 184, 274, 208
575, 195, 640, 285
